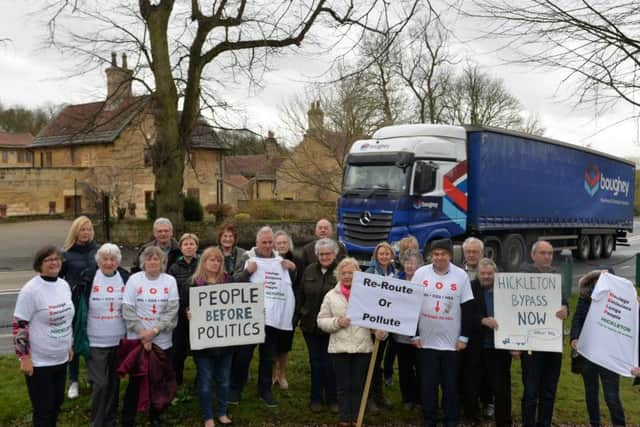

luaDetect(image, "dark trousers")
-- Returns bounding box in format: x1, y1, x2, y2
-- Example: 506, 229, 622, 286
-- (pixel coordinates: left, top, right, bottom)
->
370, 337, 388, 403
122, 347, 173, 426
257, 326, 278, 397
332, 353, 370, 422
171, 318, 189, 386
581, 358, 625, 426
87, 347, 120, 427
417, 349, 459, 427
25, 362, 67, 427
521, 351, 561, 427
460, 343, 484, 423
383, 338, 397, 380
303, 332, 337, 404
68, 354, 80, 382
396, 342, 420, 405
485, 348, 512, 427
229, 344, 257, 399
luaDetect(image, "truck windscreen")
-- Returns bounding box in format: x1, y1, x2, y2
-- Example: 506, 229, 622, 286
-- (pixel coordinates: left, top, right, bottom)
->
343, 163, 408, 192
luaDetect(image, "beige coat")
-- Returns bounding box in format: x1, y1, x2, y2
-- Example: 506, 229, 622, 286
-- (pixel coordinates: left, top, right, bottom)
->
317, 284, 374, 354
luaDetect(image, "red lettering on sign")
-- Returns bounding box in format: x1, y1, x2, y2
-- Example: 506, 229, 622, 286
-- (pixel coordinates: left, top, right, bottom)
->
150, 288, 157, 294
450, 283, 457, 291
137, 287, 143, 295
93, 286, 100, 293
163, 287, 169, 294
121, 287, 125, 293
435, 282, 443, 289
422, 280, 429, 287
107, 286, 114, 293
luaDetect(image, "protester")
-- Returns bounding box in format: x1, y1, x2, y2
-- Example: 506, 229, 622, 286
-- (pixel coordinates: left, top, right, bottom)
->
121, 246, 179, 427
394, 249, 422, 410
462, 237, 484, 281
132, 217, 181, 273
570, 269, 625, 427
412, 238, 474, 427
272, 230, 303, 390
231, 226, 296, 407
365, 242, 396, 411
217, 222, 246, 276
318, 257, 386, 427
60, 215, 98, 399
295, 238, 340, 413
301, 219, 347, 270
188, 247, 234, 427
76, 243, 130, 427
13, 245, 75, 427
168, 233, 200, 391
515, 240, 569, 427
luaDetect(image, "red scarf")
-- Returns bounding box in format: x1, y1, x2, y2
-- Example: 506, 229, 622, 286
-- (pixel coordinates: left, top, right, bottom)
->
340, 282, 351, 301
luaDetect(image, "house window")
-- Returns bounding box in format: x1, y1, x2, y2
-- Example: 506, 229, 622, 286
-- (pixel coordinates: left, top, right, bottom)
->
17, 151, 31, 163
144, 148, 153, 167
187, 188, 200, 201
45, 152, 53, 167
1, 151, 7, 163
145, 191, 154, 210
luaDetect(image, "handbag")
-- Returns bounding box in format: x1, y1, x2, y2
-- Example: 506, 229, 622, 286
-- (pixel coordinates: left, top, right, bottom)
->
570, 349, 584, 374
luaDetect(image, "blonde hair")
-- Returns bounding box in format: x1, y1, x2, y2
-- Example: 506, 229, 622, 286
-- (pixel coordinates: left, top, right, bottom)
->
178, 233, 200, 248
372, 241, 394, 263
63, 216, 94, 250
139, 246, 167, 272
334, 257, 360, 282
192, 246, 225, 285
398, 235, 419, 260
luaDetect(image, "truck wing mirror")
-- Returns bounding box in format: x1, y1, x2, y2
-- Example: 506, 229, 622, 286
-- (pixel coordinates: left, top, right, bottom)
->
413, 162, 437, 194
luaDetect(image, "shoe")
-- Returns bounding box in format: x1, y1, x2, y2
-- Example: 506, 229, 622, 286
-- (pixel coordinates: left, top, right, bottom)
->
227, 389, 240, 405
218, 415, 233, 426
485, 403, 495, 418
403, 402, 415, 411
338, 422, 350, 427
310, 401, 323, 413
384, 375, 393, 387
366, 400, 380, 415
278, 378, 289, 390
260, 393, 278, 408
329, 402, 339, 413
67, 381, 79, 399
376, 395, 393, 409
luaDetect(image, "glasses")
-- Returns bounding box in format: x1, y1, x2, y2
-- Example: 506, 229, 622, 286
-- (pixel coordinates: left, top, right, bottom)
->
43, 257, 61, 263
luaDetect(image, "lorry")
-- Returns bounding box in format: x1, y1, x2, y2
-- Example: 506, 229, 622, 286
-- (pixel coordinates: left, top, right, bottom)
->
337, 124, 635, 271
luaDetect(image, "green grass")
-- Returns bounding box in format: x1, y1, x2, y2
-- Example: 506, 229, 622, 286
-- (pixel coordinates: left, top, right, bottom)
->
3, 298, 640, 426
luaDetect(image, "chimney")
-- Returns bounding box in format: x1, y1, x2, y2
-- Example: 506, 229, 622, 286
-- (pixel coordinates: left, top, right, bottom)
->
264, 130, 280, 159
105, 51, 133, 109
307, 100, 324, 135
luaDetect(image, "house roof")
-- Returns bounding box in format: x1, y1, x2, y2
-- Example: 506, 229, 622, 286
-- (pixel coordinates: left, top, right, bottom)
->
224, 154, 285, 178
0, 132, 33, 148
224, 174, 250, 188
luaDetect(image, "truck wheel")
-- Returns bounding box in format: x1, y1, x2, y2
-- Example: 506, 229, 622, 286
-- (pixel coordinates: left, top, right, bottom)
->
501, 234, 526, 272
573, 235, 590, 260
601, 235, 614, 258
483, 237, 501, 265
590, 235, 603, 259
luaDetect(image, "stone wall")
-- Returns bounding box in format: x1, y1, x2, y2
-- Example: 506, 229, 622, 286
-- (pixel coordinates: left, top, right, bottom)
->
236, 199, 336, 221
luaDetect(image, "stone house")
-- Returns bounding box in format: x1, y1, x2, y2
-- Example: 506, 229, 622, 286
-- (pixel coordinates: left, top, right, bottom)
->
0, 132, 33, 168
0, 53, 226, 218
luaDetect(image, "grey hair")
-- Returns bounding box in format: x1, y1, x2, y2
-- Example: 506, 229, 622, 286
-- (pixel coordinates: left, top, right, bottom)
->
478, 257, 498, 271
139, 246, 167, 272
531, 240, 552, 255
463, 237, 484, 251
401, 248, 423, 267
153, 217, 173, 232
256, 226, 274, 241
274, 230, 294, 251
315, 238, 339, 256
95, 243, 122, 264
334, 257, 360, 281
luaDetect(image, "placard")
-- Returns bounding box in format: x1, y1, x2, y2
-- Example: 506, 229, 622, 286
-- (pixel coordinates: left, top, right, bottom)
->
494, 273, 563, 352
347, 272, 422, 335
189, 282, 265, 350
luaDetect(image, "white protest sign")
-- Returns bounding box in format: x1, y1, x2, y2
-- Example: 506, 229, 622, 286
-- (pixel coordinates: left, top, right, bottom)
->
248, 257, 295, 331
494, 273, 563, 352
577, 273, 639, 377
347, 272, 422, 335
189, 282, 265, 350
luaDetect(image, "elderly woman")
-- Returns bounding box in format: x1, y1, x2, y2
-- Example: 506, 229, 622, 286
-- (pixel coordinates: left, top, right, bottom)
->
76, 243, 130, 427
318, 257, 387, 427
168, 233, 200, 389
187, 247, 234, 427
394, 249, 422, 410
61, 215, 98, 399
121, 246, 179, 427
272, 230, 303, 390
217, 222, 247, 276
295, 238, 339, 413
13, 245, 75, 426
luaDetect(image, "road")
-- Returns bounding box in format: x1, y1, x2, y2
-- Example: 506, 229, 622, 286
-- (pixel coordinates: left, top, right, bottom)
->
0, 219, 639, 354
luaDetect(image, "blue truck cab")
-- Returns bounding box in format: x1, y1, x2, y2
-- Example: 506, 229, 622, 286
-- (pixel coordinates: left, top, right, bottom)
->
337, 124, 634, 271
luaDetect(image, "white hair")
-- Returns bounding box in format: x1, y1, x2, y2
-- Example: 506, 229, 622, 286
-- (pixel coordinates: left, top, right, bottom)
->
478, 257, 498, 271
256, 226, 274, 241
153, 217, 173, 232
463, 237, 484, 251
315, 238, 339, 256
274, 230, 294, 251
96, 243, 122, 264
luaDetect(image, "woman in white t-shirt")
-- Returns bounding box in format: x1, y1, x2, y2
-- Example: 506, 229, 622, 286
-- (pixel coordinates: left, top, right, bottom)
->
13, 245, 75, 426
121, 245, 179, 427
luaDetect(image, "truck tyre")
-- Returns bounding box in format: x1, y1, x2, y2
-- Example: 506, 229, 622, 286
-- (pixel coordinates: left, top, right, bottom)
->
601, 235, 614, 258
590, 235, 603, 259
501, 234, 526, 272
573, 235, 590, 260
483, 237, 501, 265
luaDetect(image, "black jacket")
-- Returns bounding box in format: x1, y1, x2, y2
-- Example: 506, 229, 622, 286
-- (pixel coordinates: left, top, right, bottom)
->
60, 241, 98, 291
280, 250, 304, 292
521, 263, 569, 309
168, 256, 199, 320
131, 238, 181, 273
294, 261, 337, 334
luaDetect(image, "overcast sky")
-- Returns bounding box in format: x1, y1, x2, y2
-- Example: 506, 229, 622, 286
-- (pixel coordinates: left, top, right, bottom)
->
1, 1, 639, 160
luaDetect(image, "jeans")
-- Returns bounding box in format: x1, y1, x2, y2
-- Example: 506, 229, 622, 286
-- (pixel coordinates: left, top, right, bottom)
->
396, 342, 419, 405
257, 326, 278, 397
87, 347, 120, 427
521, 351, 561, 427
25, 362, 67, 427
229, 344, 256, 400
303, 332, 337, 404
417, 349, 459, 427
332, 353, 370, 422
194, 352, 233, 420
68, 353, 80, 382
581, 358, 625, 426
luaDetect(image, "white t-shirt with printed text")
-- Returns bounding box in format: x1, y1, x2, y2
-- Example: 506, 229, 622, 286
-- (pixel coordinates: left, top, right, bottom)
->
248, 256, 295, 331
123, 272, 179, 350
87, 270, 126, 348
14, 276, 75, 367
411, 263, 474, 351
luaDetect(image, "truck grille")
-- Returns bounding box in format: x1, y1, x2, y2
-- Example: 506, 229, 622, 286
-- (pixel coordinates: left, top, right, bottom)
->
343, 212, 392, 246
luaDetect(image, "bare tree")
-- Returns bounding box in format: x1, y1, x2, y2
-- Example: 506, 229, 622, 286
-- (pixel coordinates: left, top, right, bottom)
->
468, 1, 640, 114
46, 0, 421, 229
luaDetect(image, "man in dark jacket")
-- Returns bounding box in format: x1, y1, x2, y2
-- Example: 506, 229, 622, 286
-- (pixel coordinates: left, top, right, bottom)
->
131, 218, 180, 273
516, 240, 568, 427
301, 219, 347, 270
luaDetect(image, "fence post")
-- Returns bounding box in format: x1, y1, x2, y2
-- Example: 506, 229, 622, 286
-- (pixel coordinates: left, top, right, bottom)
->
562, 253, 573, 297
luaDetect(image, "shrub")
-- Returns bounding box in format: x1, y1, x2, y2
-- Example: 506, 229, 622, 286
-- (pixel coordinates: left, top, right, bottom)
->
146, 198, 157, 221
234, 212, 251, 221
184, 196, 204, 221
205, 203, 234, 222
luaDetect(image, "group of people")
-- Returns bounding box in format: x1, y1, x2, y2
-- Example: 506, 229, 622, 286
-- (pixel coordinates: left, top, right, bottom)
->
11, 214, 640, 427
